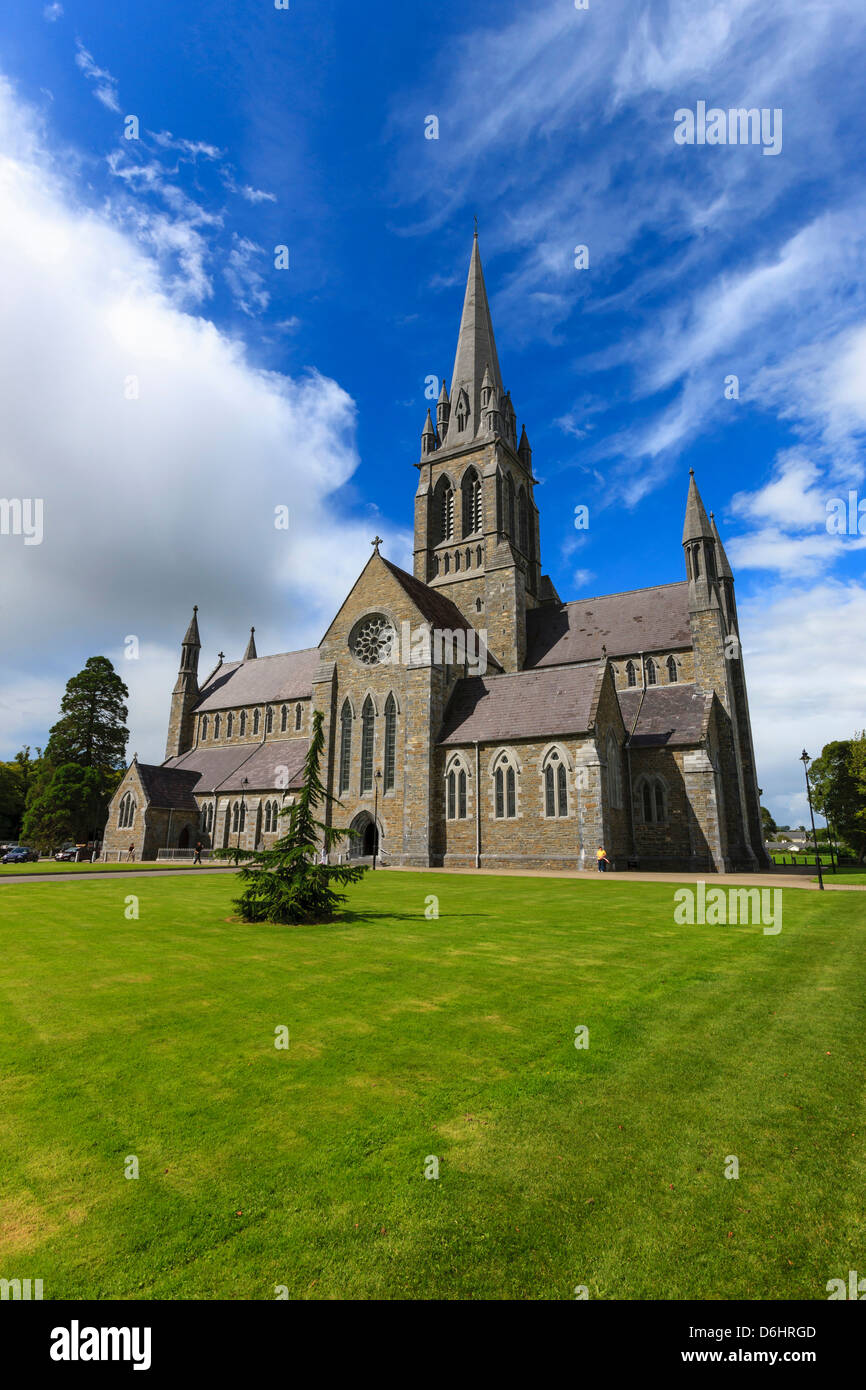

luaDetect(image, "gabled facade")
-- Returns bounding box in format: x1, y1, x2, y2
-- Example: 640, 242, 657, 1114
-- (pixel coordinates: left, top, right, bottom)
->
102, 235, 768, 873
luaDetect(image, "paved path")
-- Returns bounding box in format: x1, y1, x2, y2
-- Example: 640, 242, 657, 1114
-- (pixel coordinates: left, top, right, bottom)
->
382, 865, 863, 892
2, 865, 861, 892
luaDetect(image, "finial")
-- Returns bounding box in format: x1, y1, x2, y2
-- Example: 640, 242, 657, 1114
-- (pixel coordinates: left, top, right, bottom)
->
193, 604, 198, 613
473, 215, 478, 238
250, 626, 255, 635
371, 535, 383, 553
217, 650, 225, 662
689, 468, 695, 477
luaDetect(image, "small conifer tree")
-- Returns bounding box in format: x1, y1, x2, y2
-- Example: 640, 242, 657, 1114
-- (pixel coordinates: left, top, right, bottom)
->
216, 710, 365, 923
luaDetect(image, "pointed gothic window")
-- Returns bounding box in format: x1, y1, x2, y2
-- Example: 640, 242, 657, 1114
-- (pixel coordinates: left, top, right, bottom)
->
544, 764, 555, 817
295, 702, 302, 731
435, 477, 455, 543
462, 468, 482, 535
384, 693, 397, 792
253, 708, 261, 735
492, 753, 517, 819
240, 710, 247, 735
360, 696, 374, 793
458, 767, 467, 819
667, 656, 678, 683
214, 713, 221, 739
227, 711, 234, 737
280, 705, 287, 732
518, 487, 529, 554
118, 792, 136, 829
266, 706, 273, 733
626, 661, 636, 688
495, 471, 503, 532
646, 659, 657, 686
543, 750, 568, 817
339, 699, 352, 794
505, 474, 515, 536
476, 545, 482, 568
447, 769, 456, 820
201, 714, 209, 740
638, 777, 667, 824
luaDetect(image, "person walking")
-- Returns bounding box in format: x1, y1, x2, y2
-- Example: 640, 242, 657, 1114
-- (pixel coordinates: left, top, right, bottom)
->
127, 842, 135, 863
596, 846, 611, 873
193, 841, 203, 865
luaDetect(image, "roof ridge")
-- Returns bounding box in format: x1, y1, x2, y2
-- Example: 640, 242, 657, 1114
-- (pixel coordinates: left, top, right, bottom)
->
460, 661, 602, 683
557, 580, 688, 607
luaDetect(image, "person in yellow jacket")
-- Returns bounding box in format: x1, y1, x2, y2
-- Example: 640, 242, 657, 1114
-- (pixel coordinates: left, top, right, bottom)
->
596, 846, 611, 873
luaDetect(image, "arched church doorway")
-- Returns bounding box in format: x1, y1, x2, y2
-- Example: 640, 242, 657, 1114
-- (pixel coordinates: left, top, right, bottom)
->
178, 826, 190, 849
349, 811, 380, 859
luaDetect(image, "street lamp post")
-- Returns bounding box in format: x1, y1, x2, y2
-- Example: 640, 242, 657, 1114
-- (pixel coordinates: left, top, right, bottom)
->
372, 769, 382, 871
800, 751, 824, 891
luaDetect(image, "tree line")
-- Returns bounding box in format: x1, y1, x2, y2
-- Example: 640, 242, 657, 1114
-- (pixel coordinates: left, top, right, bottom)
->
0, 656, 129, 851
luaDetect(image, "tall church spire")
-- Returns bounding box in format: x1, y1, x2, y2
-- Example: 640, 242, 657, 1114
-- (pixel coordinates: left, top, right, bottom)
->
444, 232, 504, 451
165, 606, 200, 760
243, 626, 257, 660
682, 471, 719, 610
682, 469, 713, 545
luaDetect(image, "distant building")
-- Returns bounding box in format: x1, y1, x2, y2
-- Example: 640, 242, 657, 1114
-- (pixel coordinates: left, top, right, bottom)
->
103, 236, 768, 872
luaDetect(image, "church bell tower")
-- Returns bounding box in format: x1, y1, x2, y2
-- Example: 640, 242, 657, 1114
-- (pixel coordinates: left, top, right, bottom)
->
413, 232, 558, 671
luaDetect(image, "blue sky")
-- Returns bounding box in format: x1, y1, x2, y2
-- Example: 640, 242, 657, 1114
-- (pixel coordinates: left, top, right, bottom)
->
1, 0, 865, 823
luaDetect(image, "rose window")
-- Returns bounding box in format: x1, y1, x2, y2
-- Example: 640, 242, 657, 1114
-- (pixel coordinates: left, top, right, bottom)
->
350, 614, 395, 665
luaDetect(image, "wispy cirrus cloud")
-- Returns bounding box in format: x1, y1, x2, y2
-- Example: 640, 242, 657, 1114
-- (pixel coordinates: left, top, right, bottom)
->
74, 40, 120, 112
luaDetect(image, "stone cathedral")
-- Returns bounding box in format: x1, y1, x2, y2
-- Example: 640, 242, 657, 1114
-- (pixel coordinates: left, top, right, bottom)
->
102, 235, 768, 873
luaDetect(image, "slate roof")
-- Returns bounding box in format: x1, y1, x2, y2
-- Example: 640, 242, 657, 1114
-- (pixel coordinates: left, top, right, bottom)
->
161, 738, 310, 794
439, 663, 603, 744
382, 560, 478, 635
617, 684, 712, 747
134, 764, 201, 810
525, 583, 692, 667
193, 648, 320, 712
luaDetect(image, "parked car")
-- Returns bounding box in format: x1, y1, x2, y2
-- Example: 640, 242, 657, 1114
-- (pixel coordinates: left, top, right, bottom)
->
2, 846, 38, 863
54, 845, 80, 862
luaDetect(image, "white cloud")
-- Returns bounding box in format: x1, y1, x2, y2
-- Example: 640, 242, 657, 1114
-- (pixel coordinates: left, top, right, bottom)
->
43, 3, 63, 22
151, 131, 223, 160
740, 581, 866, 822
74, 42, 120, 113
224, 235, 270, 316
0, 74, 367, 763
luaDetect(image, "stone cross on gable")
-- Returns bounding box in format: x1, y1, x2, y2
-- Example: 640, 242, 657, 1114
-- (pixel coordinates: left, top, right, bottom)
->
371, 535, 383, 554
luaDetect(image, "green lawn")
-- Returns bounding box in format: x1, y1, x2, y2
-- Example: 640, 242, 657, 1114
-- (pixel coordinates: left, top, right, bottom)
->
817, 870, 866, 885
0, 871, 863, 1300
